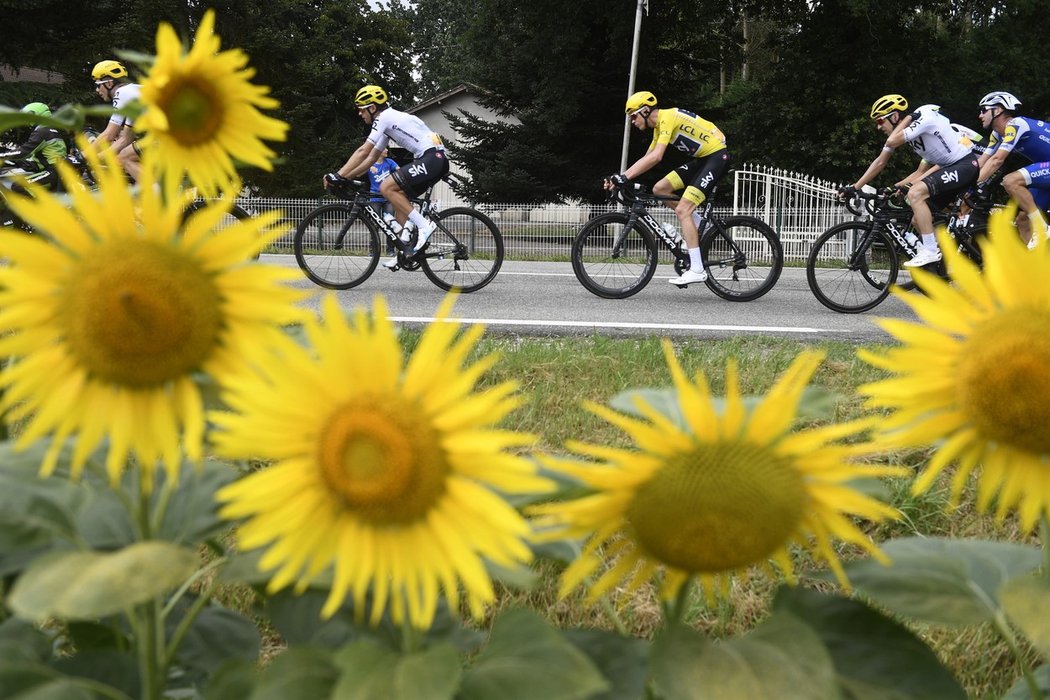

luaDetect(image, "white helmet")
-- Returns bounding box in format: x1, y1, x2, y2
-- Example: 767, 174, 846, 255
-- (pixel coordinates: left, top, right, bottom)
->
978, 91, 1021, 111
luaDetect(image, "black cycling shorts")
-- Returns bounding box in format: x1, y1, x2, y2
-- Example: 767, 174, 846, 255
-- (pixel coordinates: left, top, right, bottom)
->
391, 149, 450, 198
922, 155, 980, 209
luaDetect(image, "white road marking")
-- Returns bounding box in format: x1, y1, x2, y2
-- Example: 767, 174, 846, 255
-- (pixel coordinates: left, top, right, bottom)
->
391, 316, 846, 334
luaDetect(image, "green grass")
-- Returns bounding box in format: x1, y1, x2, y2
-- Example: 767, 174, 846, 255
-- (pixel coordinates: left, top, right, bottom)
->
447, 332, 1032, 699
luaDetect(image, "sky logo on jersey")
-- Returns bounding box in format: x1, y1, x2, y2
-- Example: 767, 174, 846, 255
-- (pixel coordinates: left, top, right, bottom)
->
940, 170, 959, 184
407, 162, 429, 178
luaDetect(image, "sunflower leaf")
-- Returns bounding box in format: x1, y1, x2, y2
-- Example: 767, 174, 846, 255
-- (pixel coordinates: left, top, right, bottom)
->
1001, 664, 1050, 700
459, 607, 608, 700
1001, 575, 1050, 660
564, 628, 648, 700
250, 647, 339, 700
331, 641, 462, 700
8, 542, 198, 621
773, 586, 966, 699
649, 614, 839, 700
843, 536, 1042, 626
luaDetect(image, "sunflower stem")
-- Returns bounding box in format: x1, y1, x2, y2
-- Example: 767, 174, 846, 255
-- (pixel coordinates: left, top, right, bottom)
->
1040, 515, 1050, 581
990, 609, 1040, 700
163, 573, 219, 670
401, 615, 421, 654
668, 582, 692, 626
599, 594, 629, 636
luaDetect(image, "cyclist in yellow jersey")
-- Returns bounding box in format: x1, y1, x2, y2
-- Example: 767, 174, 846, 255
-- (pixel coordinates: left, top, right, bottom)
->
606, 91, 730, 286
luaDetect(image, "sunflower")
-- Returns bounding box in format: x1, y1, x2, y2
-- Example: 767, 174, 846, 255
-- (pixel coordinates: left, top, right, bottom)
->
531, 343, 902, 606
137, 9, 288, 196
213, 294, 553, 629
0, 143, 306, 490
859, 205, 1050, 530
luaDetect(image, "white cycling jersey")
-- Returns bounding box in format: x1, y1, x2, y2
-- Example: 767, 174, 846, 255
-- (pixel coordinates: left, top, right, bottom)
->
109, 83, 142, 128
899, 105, 972, 166
367, 108, 444, 159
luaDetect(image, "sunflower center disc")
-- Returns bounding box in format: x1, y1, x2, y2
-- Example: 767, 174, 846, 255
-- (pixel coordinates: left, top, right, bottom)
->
959, 310, 1050, 455
162, 78, 224, 145
62, 240, 222, 387
318, 400, 449, 524
626, 442, 806, 573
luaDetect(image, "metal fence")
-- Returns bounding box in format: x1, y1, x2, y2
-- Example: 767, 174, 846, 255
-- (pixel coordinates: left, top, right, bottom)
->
243, 164, 856, 263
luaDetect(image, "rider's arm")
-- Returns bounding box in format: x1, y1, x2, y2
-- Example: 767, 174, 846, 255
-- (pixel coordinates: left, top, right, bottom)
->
978, 147, 1009, 183
623, 142, 667, 180
853, 119, 911, 189
337, 141, 381, 180
108, 125, 135, 155
95, 120, 122, 146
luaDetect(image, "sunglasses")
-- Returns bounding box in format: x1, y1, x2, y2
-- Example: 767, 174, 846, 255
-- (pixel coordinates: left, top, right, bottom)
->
979, 107, 992, 114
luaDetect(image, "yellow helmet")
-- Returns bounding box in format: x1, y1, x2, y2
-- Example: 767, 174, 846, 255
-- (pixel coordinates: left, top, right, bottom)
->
354, 85, 389, 107
870, 94, 908, 119
92, 59, 128, 81
625, 91, 658, 115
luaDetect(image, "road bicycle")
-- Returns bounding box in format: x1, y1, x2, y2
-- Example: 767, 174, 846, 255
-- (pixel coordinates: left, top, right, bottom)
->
805, 188, 988, 314
571, 183, 783, 300
293, 177, 504, 292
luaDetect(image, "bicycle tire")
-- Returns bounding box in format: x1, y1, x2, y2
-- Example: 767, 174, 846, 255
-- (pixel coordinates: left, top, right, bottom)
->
571, 212, 659, 299
293, 203, 380, 290
420, 207, 504, 292
700, 216, 784, 301
806, 221, 899, 313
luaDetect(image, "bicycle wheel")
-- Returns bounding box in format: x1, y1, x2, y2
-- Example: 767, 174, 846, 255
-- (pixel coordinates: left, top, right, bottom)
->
420, 207, 504, 292
700, 216, 784, 301
571, 212, 659, 299
293, 203, 380, 290
806, 222, 899, 313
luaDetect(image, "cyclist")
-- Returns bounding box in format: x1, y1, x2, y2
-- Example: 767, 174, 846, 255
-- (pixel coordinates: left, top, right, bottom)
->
4, 103, 68, 194
607, 90, 729, 287
92, 59, 142, 182
974, 91, 1050, 248
841, 94, 979, 268
323, 85, 449, 262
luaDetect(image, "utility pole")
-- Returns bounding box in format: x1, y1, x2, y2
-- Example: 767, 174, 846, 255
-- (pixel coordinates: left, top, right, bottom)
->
619, 0, 647, 173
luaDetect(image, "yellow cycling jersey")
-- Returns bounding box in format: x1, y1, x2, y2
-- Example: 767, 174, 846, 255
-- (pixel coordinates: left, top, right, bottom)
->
650, 108, 727, 158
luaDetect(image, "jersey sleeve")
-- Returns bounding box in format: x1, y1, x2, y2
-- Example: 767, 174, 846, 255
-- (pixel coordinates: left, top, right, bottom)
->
366, 115, 391, 151
995, 118, 1026, 155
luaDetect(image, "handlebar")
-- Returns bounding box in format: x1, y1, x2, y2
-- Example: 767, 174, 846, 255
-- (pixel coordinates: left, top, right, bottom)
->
837, 186, 907, 217
605, 181, 684, 206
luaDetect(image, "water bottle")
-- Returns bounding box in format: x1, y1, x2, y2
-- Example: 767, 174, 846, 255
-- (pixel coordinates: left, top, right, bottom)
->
661, 222, 678, 239
383, 211, 402, 235
400, 222, 414, 243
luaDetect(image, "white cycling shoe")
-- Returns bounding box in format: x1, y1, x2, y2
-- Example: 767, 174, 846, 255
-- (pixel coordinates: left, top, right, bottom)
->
382, 256, 399, 269
413, 221, 437, 253
669, 268, 708, 286
903, 247, 942, 267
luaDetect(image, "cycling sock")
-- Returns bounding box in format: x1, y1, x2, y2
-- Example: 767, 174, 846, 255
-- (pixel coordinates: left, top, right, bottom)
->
688, 247, 703, 270
408, 210, 428, 231
920, 232, 938, 251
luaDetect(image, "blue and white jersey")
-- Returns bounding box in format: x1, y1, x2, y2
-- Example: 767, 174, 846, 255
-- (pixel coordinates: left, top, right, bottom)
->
368, 157, 399, 201
988, 117, 1050, 163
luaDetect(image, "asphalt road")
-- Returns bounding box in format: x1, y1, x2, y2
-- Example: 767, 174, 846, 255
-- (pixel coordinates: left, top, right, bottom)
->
263, 256, 918, 343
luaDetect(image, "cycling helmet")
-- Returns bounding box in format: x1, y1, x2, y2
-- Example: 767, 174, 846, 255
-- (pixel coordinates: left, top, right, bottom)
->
625, 91, 658, 115
21, 102, 51, 118
92, 60, 128, 81
870, 94, 908, 119
354, 85, 389, 107
979, 91, 1021, 112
